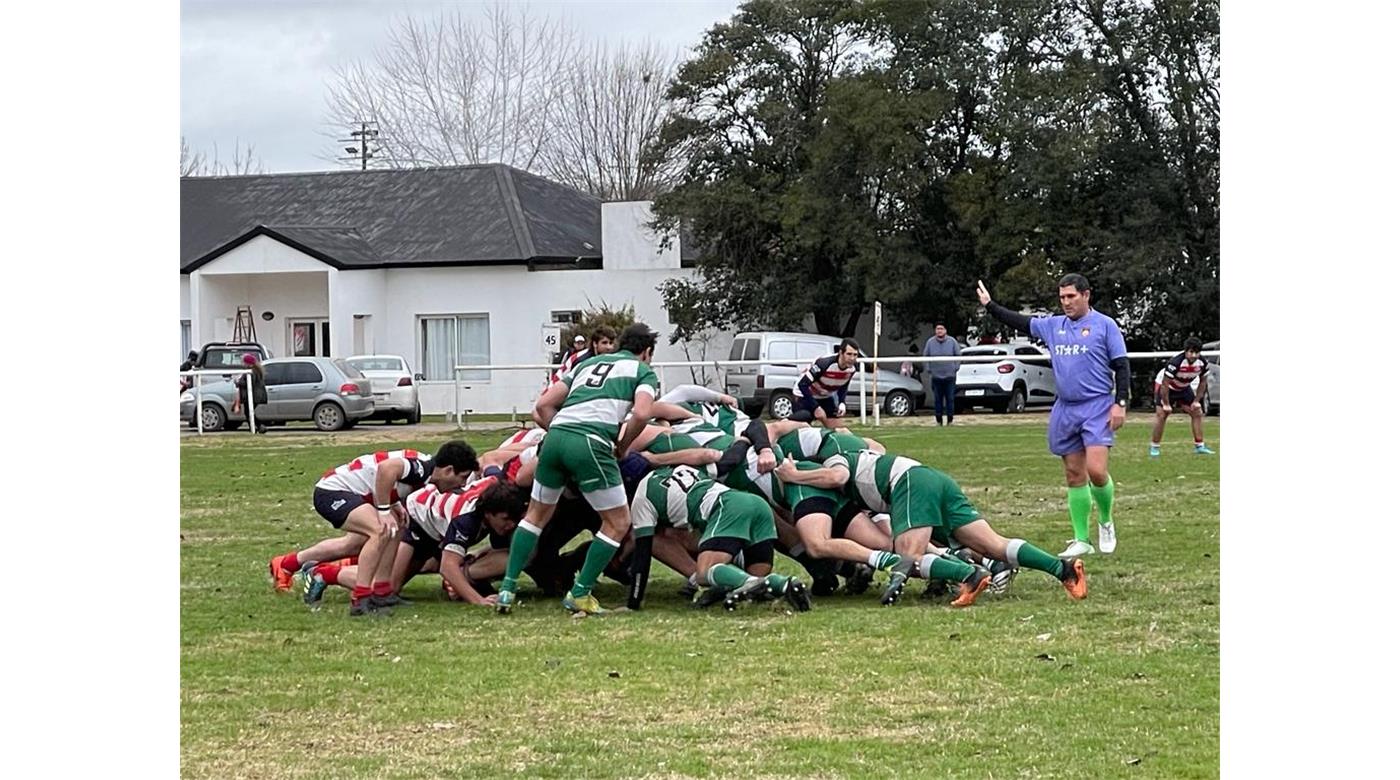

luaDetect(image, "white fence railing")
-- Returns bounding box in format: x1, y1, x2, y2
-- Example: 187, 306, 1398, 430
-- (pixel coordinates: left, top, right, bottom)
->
451, 350, 1220, 428
179, 368, 255, 435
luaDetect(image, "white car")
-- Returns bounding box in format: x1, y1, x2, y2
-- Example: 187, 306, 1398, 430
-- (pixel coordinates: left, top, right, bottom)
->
954, 342, 1057, 413
346, 355, 421, 424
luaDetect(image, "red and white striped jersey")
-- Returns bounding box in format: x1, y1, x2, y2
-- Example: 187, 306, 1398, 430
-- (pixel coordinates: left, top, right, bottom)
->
498, 427, 546, 450
550, 348, 593, 384
794, 354, 856, 400
404, 475, 498, 541
1162, 352, 1210, 392
314, 449, 436, 501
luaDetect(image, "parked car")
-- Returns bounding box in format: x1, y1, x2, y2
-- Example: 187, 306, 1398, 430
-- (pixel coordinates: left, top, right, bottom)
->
181, 341, 272, 392
346, 354, 422, 424
954, 342, 1056, 413
1202, 339, 1220, 415
180, 356, 374, 431
723, 331, 926, 418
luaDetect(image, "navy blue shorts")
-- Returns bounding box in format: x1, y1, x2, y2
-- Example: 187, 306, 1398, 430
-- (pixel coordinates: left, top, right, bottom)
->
796, 394, 840, 418
403, 519, 442, 568
313, 488, 365, 529
1167, 387, 1197, 407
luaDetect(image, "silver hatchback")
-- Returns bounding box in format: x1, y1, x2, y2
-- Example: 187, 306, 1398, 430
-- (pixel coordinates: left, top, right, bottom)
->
179, 357, 375, 431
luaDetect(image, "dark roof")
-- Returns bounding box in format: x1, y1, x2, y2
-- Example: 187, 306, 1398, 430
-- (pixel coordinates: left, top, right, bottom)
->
181, 164, 603, 272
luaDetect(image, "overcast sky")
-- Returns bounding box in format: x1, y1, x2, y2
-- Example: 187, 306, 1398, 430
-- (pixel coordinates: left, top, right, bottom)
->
181, 0, 742, 173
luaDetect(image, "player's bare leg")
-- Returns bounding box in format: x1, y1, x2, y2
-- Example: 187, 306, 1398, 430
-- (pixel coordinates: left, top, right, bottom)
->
563, 503, 631, 614
952, 519, 1086, 600
341, 506, 395, 615
497, 497, 561, 613
795, 513, 898, 569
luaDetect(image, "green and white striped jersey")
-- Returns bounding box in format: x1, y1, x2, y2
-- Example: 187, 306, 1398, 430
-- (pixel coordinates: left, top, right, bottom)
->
679, 401, 750, 437
778, 427, 867, 463
667, 418, 735, 449
629, 465, 727, 536
823, 450, 922, 513
550, 350, 660, 438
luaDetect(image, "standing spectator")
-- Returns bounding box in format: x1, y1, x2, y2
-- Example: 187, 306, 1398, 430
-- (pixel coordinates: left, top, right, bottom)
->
550, 326, 618, 385
179, 350, 198, 393
922, 324, 962, 426
977, 275, 1130, 558
232, 353, 269, 434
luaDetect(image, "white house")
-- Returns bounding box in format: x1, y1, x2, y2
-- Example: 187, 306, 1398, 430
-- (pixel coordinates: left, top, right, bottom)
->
180, 164, 726, 415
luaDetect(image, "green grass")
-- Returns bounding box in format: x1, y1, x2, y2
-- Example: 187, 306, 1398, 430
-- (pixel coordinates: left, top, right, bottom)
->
181, 414, 1219, 779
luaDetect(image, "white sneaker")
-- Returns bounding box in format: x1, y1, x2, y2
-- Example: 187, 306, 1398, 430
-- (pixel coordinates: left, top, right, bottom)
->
1059, 539, 1095, 558
1098, 521, 1117, 554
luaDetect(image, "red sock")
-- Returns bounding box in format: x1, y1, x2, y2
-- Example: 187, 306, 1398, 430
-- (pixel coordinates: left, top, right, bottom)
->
278, 552, 301, 573
1195, 439, 1204, 445
314, 562, 342, 584
371, 581, 392, 597
351, 585, 371, 604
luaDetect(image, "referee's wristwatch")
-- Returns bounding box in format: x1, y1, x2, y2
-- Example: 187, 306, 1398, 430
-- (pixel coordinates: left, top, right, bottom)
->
1115, 400, 1128, 409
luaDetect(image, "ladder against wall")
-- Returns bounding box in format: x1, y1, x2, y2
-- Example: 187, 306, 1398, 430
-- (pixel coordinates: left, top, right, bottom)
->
232, 306, 258, 343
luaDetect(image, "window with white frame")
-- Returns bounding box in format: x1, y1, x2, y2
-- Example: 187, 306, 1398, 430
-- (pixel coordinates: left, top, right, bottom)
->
551, 310, 583, 325
420, 314, 491, 381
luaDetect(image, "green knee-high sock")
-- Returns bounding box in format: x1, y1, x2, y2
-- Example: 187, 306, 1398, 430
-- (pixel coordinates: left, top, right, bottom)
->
918, 554, 976, 582
1089, 477, 1115, 526
705, 564, 753, 590
1005, 539, 1065, 578
765, 573, 790, 597
570, 533, 622, 598
1067, 484, 1092, 542
502, 522, 542, 592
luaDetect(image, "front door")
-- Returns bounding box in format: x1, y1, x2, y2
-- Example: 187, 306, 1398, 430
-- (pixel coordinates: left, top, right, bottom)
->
289, 319, 331, 357
281, 360, 326, 419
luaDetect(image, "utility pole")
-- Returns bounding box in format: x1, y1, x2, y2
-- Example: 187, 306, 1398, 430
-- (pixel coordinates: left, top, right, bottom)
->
338, 121, 380, 170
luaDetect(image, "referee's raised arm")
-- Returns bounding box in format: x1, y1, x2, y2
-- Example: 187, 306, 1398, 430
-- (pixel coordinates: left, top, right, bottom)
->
976, 280, 1034, 336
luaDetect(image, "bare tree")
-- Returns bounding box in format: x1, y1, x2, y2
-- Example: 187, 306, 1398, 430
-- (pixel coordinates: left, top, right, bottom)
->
323, 3, 579, 169
180, 135, 266, 176
539, 40, 683, 200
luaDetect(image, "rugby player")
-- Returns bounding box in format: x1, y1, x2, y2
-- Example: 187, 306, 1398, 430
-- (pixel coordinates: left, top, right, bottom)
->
1149, 337, 1215, 457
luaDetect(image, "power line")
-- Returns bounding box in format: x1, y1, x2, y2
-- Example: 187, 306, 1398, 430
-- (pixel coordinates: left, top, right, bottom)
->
338, 121, 380, 170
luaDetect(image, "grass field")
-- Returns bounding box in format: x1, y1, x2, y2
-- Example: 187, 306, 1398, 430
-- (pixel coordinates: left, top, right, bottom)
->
180, 414, 1219, 779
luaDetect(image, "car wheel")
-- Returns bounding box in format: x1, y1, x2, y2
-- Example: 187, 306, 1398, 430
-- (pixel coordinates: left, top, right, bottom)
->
199, 403, 226, 431
1001, 386, 1027, 414
883, 390, 913, 417
407, 404, 422, 425
313, 402, 346, 432
767, 391, 794, 420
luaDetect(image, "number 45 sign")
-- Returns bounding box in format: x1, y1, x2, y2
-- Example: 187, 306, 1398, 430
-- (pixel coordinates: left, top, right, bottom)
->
541, 324, 563, 356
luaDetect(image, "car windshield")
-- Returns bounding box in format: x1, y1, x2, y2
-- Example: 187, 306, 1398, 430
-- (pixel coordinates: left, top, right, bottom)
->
348, 357, 404, 372
962, 347, 1007, 356
335, 359, 365, 379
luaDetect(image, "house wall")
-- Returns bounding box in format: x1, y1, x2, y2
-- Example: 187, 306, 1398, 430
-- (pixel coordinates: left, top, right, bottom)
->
191, 271, 329, 357
329, 269, 386, 358
383, 264, 718, 415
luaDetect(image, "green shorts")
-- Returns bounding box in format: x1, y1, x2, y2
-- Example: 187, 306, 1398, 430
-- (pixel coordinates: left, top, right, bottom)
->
888, 466, 980, 542
698, 491, 778, 547
533, 425, 624, 508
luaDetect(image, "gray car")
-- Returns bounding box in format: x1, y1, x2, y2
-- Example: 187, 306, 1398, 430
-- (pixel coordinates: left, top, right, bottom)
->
180, 357, 375, 431
724, 331, 926, 418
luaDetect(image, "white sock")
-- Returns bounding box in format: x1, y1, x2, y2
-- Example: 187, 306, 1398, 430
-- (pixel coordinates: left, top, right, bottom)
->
867, 550, 886, 567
